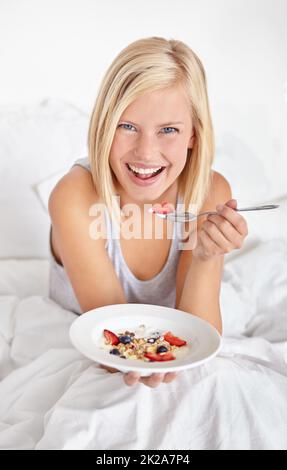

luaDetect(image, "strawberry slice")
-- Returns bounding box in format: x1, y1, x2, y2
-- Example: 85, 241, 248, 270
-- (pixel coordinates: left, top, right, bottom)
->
154, 207, 170, 214
151, 207, 173, 214
151, 201, 175, 215
103, 329, 119, 345
161, 201, 175, 212
163, 331, 187, 347
144, 352, 176, 362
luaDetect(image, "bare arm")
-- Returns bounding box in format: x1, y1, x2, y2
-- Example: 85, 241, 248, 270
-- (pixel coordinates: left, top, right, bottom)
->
176, 255, 224, 335
175, 171, 233, 335
48, 168, 127, 313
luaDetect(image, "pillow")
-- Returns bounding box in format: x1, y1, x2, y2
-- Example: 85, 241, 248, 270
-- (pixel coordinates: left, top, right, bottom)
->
0, 185, 52, 258
213, 132, 272, 205
213, 133, 284, 246
220, 263, 257, 337
32, 155, 91, 212
0, 259, 50, 298
32, 167, 70, 212
0, 98, 89, 258
32, 153, 284, 251
222, 238, 287, 339
0, 98, 89, 187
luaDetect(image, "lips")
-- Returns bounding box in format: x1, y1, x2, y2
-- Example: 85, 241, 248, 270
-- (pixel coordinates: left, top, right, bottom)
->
124, 162, 166, 187
125, 163, 164, 179
126, 162, 166, 170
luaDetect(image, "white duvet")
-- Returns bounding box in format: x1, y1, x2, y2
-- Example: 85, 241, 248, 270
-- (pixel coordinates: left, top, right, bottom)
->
0, 239, 287, 450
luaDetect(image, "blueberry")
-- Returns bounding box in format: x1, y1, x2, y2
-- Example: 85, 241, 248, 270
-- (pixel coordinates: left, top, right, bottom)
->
110, 348, 120, 355
147, 338, 156, 344
157, 345, 168, 354
119, 335, 132, 344
151, 332, 160, 340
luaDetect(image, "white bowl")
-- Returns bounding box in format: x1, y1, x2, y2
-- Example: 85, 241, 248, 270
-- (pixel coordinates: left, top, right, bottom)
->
69, 303, 222, 377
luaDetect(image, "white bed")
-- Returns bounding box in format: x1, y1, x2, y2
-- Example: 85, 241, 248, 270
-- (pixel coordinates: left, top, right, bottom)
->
0, 100, 286, 450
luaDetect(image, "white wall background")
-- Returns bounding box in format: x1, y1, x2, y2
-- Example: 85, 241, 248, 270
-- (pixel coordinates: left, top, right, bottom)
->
0, 0, 286, 257
1, 0, 286, 184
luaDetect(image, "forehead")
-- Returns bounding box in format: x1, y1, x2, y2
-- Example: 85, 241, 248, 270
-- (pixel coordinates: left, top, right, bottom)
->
121, 85, 191, 124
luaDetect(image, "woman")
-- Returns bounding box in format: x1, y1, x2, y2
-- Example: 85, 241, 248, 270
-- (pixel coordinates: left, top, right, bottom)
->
48, 36, 248, 388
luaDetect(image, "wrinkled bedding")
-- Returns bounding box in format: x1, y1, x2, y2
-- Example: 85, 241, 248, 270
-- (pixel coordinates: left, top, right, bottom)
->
0, 239, 287, 450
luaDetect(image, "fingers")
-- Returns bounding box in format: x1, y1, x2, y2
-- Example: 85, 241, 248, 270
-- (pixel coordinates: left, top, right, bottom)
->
140, 373, 166, 388
101, 363, 180, 388
205, 215, 243, 250
163, 372, 179, 383
224, 198, 237, 210
123, 372, 180, 388
199, 226, 224, 256
100, 364, 120, 374
123, 371, 141, 386
141, 372, 179, 386
216, 202, 248, 237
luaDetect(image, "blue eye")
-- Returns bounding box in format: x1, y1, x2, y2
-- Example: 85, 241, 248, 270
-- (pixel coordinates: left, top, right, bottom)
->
162, 127, 179, 134
118, 124, 179, 134
118, 123, 135, 131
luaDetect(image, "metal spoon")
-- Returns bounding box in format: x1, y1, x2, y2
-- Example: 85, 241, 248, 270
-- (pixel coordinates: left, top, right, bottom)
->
153, 204, 280, 223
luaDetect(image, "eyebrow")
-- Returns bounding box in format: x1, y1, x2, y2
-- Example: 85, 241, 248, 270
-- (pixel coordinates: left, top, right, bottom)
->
120, 119, 184, 127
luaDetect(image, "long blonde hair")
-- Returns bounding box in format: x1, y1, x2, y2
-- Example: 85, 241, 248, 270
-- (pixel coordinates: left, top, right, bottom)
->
87, 36, 215, 226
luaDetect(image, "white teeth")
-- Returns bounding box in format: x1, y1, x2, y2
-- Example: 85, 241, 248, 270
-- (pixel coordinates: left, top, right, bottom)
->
127, 163, 162, 174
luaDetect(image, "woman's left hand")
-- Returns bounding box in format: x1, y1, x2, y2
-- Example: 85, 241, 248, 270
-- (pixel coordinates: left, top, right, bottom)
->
100, 364, 179, 387
192, 199, 248, 261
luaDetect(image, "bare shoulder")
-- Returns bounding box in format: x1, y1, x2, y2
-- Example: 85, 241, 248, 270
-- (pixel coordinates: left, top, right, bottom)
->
48, 164, 100, 210
48, 164, 107, 269
48, 162, 106, 250
202, 170, 232, 210
47, 165, 126, 312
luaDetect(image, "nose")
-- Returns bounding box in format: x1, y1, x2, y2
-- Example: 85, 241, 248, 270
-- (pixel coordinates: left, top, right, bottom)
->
134, 133, 158, 161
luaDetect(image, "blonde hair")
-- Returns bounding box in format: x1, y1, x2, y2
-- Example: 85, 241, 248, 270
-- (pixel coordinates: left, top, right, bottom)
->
87, 36, 215, 226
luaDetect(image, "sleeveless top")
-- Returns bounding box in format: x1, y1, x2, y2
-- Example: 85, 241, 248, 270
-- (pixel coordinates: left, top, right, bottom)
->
48, 157, 184, 315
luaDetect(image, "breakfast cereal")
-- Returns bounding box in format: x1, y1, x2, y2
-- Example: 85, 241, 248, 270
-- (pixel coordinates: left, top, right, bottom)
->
99, 324, 190, 362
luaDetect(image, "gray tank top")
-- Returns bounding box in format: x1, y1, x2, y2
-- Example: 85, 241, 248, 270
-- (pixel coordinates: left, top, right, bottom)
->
48, 157, 184, 315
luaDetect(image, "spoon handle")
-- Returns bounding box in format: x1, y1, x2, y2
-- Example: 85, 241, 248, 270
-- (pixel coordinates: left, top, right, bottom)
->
162, 203, 280, 222
235, 204, 279, 212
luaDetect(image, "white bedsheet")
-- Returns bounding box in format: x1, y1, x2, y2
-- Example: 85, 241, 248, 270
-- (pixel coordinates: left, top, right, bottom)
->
0, 239, 287, 450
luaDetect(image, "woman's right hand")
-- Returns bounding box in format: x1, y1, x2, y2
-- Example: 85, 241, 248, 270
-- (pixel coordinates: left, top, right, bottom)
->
100, 364, 179, 388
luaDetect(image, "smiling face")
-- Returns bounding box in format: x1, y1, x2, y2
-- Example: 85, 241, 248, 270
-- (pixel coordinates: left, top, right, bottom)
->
109, 84, 194, 208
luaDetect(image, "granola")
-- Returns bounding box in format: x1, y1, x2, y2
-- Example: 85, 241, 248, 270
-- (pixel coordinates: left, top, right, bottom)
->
100, 324, 189, 362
